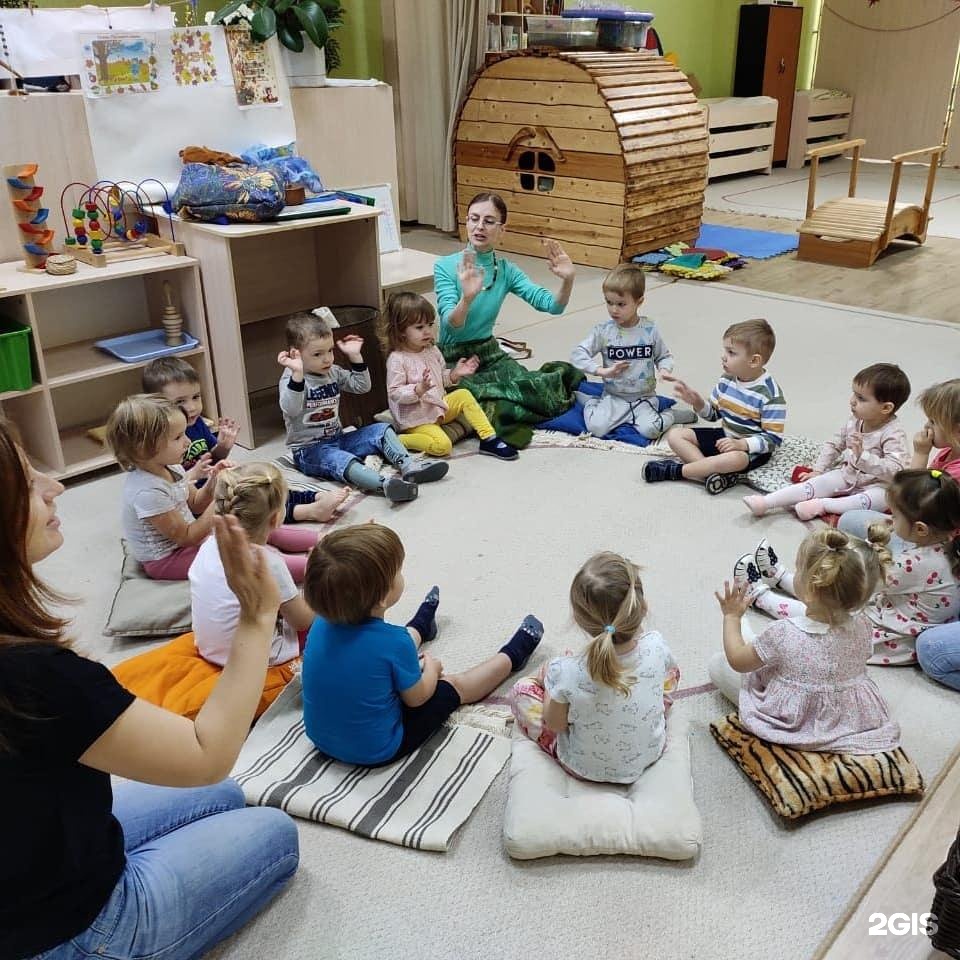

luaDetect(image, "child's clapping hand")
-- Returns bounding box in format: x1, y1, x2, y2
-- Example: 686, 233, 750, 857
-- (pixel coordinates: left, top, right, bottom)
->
415, 368, 435, 398
336, 334, 364, 362
715, 580, 751, 618
914, 422, 935, 457
216, 417, 239, 449
452, 355, 479, 382
184, 452, 213, 485
277, 347, 304, 378
597, 360, 630, 379
661, 372, 705, 411
848, 431, 863, 460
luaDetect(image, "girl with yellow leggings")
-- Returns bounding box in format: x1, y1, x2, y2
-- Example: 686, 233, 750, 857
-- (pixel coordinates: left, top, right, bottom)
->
382, 292, 519, 460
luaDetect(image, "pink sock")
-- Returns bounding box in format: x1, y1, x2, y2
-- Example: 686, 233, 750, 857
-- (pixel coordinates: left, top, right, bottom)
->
743, 494, 768, 517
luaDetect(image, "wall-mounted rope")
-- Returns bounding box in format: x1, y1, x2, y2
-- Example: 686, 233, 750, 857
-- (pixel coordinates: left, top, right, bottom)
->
822, 2, 960, 33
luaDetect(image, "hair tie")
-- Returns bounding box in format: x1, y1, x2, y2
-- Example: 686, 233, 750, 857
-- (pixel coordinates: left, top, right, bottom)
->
932, 469, 943, 480
603, 624, 616, 635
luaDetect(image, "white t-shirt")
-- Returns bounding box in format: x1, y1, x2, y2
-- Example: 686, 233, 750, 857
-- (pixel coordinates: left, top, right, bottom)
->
545, 630, 677, 784
189, 536, 300, 667
121, 465, 194, 563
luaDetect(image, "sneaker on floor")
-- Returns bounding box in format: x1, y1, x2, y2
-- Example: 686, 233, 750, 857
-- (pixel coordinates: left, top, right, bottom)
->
754, 537, 785, 584
643, 458, 682, 483
382, 476, 419, 503
733, 553, 768, 604
478, 436, 519, 461
400, 459, 449, 484
705, 472, 740, 495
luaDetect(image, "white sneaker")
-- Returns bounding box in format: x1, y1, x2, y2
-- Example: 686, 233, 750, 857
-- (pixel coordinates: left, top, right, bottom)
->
754, 538, 786, 584
733, 553, 769, 604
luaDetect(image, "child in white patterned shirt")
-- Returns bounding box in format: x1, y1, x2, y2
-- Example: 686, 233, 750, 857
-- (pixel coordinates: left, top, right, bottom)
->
744, 363, 910, 520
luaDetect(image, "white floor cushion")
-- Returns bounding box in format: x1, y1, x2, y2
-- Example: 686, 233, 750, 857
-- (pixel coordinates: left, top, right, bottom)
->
503, 711, 703, 860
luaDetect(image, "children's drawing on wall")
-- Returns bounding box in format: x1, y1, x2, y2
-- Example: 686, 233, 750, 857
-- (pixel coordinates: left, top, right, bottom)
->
80, 33, 159, 97
170, 28, 218, 86
224, 24, 280, 108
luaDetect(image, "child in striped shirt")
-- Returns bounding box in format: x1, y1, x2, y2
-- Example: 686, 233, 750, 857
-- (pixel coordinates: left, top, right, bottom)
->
644, 319, 786, 495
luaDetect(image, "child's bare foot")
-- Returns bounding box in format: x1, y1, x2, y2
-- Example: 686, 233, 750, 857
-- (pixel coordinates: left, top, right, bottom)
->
294, 488, 350, 523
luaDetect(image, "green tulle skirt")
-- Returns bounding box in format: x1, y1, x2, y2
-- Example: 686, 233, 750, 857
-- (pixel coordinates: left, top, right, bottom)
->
440, 336, 583, 448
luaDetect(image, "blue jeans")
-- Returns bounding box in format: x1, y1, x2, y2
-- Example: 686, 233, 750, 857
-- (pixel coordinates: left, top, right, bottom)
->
292, 422, 392, 482
38, 779, 298, 960
917, 624, 960, 691
837, 509, 907, 553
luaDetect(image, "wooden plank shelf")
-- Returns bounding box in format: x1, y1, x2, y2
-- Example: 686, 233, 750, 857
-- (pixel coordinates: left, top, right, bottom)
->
787, 90, 854, 170
701, 96, 778, 180
44, 337, 206, 388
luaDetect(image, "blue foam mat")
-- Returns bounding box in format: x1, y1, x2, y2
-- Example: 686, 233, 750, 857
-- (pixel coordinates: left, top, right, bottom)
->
695, 223, 798, 260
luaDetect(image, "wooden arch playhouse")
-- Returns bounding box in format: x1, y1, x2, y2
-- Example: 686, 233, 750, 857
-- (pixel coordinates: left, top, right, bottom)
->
453, 49, 708, 269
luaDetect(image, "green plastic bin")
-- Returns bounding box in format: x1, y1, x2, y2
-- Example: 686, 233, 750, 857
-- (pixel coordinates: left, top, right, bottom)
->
0, 318, 34, 393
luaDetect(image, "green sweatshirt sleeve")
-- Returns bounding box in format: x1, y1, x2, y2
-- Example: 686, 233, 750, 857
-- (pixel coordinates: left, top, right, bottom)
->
505, 260, 564, 316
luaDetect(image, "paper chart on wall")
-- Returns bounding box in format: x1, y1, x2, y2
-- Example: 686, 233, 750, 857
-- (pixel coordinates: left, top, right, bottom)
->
78, 33, 159, 98
345, 183, 401, 254
82, 29, 296, 190
222, 25, 281, 108
0, 5, 174, 78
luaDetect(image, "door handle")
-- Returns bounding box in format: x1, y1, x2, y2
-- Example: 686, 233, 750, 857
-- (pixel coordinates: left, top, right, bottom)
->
778, 57, 786, 75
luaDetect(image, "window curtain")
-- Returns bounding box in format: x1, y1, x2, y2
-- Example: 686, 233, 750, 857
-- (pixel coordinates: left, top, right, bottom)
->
381, 0, 486, 230
814, 0, 960, 160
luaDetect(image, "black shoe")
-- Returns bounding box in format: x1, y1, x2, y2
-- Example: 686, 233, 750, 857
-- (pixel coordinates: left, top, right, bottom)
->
382, 476, 418, 502
478, 436, 519, 461
705, 472, 740, 495
643, 458, 682, 483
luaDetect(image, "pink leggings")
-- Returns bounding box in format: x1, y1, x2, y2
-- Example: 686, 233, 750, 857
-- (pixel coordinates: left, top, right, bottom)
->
142, 525, 320, 584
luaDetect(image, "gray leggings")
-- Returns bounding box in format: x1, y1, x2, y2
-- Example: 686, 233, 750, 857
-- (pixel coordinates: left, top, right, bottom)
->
577, 392, 679, 439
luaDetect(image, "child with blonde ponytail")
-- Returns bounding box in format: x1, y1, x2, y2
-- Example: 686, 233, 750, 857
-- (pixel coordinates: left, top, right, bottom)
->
190, 463, 316, 672
712, 528, 901, 752
510, 552, 680, 783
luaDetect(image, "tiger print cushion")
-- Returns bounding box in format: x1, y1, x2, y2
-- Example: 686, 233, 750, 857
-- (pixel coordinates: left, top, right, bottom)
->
710, 714, 924, 819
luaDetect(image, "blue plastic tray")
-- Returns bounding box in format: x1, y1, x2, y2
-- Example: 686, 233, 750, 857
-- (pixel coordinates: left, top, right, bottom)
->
94, 328, 199, 363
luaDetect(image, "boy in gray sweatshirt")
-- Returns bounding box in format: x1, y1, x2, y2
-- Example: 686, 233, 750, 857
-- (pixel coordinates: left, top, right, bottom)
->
279, 312, 448, 503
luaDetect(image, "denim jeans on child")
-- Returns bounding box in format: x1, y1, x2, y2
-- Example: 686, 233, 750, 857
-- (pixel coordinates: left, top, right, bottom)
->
37, 779, 298, 960
292, 422, 392, 482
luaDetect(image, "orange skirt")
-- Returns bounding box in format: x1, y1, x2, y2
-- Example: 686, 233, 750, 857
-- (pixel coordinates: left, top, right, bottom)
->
112, 632, 297, 720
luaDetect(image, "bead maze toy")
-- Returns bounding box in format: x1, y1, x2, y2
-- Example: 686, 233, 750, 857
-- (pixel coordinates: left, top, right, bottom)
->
4, 163, 56, 273
60, 179, 185, 268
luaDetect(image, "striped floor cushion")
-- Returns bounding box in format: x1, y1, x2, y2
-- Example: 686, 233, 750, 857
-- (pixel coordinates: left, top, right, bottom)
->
710, 713, 924, 820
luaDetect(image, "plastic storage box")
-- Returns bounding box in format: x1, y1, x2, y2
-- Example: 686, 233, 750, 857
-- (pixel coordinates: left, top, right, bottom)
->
563, 9, 653, 49
0, 318, 34, 392
526, 15, 598, 49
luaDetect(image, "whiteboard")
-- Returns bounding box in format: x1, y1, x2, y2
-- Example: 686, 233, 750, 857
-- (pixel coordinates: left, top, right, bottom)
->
345, 183, 400, 254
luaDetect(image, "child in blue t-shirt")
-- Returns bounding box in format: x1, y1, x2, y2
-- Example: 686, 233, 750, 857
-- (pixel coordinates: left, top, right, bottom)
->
301, 523, 544, 766
143, 356, 348, 523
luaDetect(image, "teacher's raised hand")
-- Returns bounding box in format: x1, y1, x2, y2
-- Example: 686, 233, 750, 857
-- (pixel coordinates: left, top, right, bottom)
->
543, 239, 575, 281
458, 249, 484, 302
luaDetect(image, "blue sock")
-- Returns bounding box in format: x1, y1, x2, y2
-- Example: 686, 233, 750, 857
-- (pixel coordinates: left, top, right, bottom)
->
499, 615, 544, 671
407, 586, 440, 643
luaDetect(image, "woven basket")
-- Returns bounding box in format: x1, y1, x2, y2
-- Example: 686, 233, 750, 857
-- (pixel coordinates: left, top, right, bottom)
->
45, 254, 77, 276
932, 827, 960, 957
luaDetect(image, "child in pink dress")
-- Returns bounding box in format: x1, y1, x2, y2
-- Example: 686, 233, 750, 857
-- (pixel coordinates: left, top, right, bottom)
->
736, 470, 960, 666
743, 363, 910, 520
381, 292, 518, 461
710, 528, 900, 753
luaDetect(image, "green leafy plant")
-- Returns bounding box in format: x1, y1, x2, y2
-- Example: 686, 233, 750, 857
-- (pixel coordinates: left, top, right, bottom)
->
210, 0, 344, 72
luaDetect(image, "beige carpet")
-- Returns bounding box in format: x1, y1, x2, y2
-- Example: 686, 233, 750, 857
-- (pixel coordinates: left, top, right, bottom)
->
45, 276, 960, 960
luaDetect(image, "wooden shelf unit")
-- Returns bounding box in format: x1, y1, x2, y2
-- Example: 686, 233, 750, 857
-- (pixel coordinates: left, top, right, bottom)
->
787, 89, 854, 169
0, 255, 215, 480
702, 96, 778, 180
484, 0, 564, 54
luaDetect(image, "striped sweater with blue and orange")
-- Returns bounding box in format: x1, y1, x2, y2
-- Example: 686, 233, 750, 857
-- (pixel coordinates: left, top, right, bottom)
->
698, 373, 786, 455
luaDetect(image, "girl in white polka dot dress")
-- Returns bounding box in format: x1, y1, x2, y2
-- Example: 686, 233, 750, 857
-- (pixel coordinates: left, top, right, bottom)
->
736, 470, 960, 665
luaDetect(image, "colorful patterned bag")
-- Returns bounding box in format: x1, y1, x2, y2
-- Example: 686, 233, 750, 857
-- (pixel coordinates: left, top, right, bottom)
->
172, 162, 284, 223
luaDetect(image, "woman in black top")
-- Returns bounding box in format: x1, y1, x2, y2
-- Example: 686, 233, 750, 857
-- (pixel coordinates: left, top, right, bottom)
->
0, 419, 299, 959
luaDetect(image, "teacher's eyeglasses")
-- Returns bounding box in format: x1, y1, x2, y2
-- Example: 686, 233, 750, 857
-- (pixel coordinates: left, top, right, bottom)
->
466, 215, 501, 228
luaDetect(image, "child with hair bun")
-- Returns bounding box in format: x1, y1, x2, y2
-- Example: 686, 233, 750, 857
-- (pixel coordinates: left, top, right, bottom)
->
190, 463, 316, 671
712, 528, 901, 752
511, 552, 680, 784
741, 470, 960, 666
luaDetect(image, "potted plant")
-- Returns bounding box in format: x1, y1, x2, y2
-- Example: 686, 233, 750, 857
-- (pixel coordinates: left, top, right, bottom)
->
208, 0, 343, 85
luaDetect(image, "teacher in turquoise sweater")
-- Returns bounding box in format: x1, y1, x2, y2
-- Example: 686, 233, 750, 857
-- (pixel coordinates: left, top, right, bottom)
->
434, 192, 584, 448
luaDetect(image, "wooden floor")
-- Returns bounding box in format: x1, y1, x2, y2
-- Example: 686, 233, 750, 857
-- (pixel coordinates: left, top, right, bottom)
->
704, 209, 960, 325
